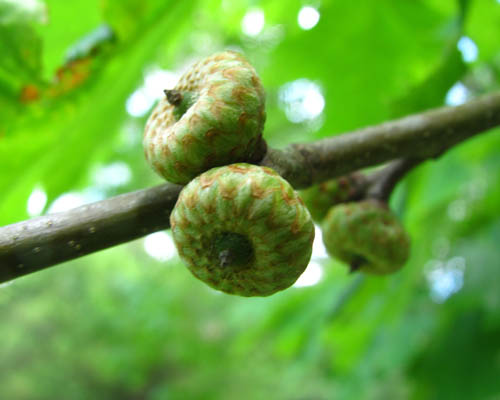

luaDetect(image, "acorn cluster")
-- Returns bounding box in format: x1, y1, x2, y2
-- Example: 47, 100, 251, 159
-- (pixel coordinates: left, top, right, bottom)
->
144, 51, 410, 296
144, 51, 314, 296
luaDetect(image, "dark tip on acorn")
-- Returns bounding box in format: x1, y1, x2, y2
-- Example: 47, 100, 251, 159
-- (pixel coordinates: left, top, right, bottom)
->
164, 89, 183, 106
219, 249, 232, 268
349, 255, 366, 274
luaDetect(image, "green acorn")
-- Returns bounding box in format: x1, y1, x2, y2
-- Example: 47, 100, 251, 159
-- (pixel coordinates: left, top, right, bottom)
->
170, 163, 315, 296
300, 173, 367, 222
144, 51, 266, 184
322, 200, 410, 275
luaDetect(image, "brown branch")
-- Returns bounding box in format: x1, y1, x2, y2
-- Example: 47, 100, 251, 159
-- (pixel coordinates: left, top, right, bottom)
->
1, 92, 500, 282
0, 184, 182, 282
261, 91, 500, 187
366, 158, 423, 202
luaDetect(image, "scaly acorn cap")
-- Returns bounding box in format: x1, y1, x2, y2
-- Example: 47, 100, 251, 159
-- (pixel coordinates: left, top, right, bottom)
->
322, 200, 410, 275
143, 51, 266, 184
170, 163, 315, 296
300, 173, 367, 222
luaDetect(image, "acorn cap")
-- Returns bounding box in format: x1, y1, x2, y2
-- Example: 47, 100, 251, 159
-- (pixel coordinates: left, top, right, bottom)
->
322, 200, 410, 275
144, 51, 266, 184
170, 163, 315, 296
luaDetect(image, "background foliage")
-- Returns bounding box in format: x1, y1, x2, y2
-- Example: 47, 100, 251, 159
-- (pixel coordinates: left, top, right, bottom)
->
1, 0, 500, 399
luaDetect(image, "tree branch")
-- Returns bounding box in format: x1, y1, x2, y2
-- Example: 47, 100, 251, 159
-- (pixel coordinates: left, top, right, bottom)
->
1, 92, 500, 282
262, 91, 500, 187
0, 184, 182, 282
366, 158, 422, 202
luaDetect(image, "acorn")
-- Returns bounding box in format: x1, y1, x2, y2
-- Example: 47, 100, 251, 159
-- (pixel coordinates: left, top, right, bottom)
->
300, 173, 367, 222
144, 51, 266, 184
170, 163, 315, 296
322, 200, 410, 275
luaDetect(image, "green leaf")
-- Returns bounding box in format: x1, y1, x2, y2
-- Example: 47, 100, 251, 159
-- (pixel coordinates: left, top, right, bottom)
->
260, 0, 458, 145
0, 1, 198, 224
0, 1, 45, 128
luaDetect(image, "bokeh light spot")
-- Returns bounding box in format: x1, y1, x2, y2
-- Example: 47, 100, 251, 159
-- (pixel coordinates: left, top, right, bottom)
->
298, 6, 320, 30
48, 192, 97, 213
144, 232, 177, 261
457, 36, 478, 63
445, 82, 469, 106
294, 260, 323, 287
27, 186, 47, 217
424, 257, 466, 303
93, 162, 131, 189
241, 8, 265, 37
312, 225, 328, 259
126, 68, 179, 117
279, 79, 325, 123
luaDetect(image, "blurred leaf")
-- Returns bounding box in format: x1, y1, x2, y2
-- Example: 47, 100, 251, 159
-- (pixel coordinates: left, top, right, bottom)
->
467, 0, 500, 62
102, 0, 171, 41
0, 0, 45, 128
0, 1, 198, 225
391, 45, 467, 117
410, 309, 500, 400
260, 1, 458, 145
36, 0, 102, 79
0, 22, 42, 84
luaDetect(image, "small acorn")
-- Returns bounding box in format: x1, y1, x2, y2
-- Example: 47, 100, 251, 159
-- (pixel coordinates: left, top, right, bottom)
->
322, 200, 410, 275
144, 51, 266, 184
170, 163, 315, 296
300, 173, 367, 222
